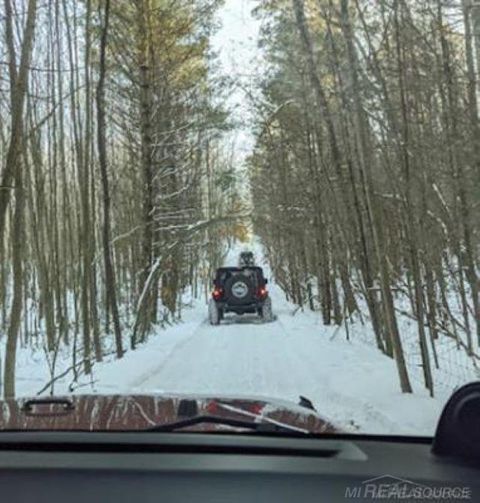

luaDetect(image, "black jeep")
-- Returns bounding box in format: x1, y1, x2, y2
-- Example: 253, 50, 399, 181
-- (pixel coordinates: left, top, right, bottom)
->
238, 251, 255, 267
208, 266, 274, 325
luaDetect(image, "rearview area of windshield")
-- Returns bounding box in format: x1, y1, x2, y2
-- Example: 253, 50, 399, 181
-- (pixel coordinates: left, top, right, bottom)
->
0, 0, 479, 436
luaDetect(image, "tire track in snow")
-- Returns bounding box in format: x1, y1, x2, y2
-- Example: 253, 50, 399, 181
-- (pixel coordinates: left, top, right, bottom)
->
135, 314, 291, 396
129, 317, 209, 391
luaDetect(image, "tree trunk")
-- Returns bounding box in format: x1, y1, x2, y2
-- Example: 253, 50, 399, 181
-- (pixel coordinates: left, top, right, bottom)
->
0, 0, 37, 243
96, 0, 124, 361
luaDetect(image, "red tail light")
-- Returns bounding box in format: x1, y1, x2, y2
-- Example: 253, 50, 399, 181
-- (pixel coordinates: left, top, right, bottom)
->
212, 288, 223, 300
257, 287, 268, 299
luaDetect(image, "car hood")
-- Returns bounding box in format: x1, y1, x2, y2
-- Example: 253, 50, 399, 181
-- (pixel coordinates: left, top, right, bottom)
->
0, 394, 338, 433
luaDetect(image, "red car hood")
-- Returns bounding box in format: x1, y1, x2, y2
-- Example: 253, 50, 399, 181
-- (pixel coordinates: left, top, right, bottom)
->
0, 394, 338, 433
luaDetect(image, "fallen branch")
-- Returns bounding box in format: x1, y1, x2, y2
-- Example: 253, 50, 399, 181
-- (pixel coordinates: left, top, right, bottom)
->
36, 361, 84, 396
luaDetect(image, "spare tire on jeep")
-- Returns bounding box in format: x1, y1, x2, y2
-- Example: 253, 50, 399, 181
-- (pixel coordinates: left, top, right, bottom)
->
224, 274, 254, 305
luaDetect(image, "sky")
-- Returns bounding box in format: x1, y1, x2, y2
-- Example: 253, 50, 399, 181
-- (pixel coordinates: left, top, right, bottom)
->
211, 0, 263, 163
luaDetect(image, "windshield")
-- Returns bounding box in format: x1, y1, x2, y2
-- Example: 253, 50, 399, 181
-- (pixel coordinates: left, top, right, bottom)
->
0, 0, 479, 436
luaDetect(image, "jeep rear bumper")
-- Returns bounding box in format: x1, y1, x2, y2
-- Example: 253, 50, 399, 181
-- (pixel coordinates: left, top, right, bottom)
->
215, 301, 265, 314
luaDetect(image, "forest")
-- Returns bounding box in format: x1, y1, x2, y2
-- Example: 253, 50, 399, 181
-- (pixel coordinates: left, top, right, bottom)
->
250, 0, 480, 396
0, 0, 479, 399
0, 0, 242, 397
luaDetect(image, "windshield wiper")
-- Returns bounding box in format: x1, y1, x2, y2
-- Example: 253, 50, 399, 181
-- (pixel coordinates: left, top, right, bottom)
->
146, 414, 308, 434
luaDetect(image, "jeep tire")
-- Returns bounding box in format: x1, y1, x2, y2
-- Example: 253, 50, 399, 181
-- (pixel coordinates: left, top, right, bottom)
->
260, 296, 274, 322
208, 299, 221, 325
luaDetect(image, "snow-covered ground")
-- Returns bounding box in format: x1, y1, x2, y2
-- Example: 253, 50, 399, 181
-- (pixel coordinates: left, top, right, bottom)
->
88, 292, 444, 436
10, 240, 478, 436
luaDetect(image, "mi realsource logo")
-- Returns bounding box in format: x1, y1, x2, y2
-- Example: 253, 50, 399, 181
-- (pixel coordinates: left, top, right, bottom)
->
344, 475, 472, 500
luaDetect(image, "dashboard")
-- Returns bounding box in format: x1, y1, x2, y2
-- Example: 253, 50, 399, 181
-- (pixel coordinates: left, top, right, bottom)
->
0, 431, 477, 502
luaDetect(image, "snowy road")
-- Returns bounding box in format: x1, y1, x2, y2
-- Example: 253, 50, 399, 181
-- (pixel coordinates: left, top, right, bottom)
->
86, 267, 445, 436
132, 315, 286, 394
18, 244, 452, 435
128, 269, 336, 400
